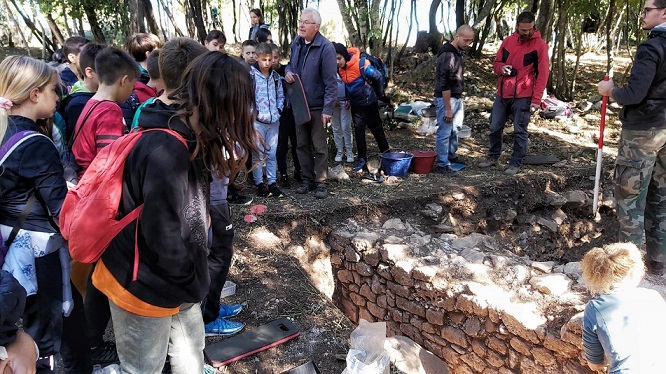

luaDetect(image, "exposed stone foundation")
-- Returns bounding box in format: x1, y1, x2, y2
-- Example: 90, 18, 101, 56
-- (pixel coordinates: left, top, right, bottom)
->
328, 218, 596, 374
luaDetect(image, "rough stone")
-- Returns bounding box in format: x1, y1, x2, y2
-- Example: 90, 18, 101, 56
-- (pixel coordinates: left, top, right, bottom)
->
356, 262, 373, 277
337, 269, 353, 283
512, 265, 530, 282
530, 273, 572, 295
371, 275, 384, 294
426, 308, 445, 326
532, 347, 557, 367
367, 301, 386, 319
564, 190, 588, 205
359, 308, 374, 322
380, 243, 411, 262
350, 292, 366, 307
413, 265, 439, 282
501, 303, 547, 344
396, 296, 426, 318
551, 208, 567, 225
423, 203, 444, 219
387, 281, 411, 298
537, 217, 559, 232
391, 260, 415, 286
340, 298, 358, 323
377, 295, 388, 308
516, 214, 537, 224
490, 255, 509, 268
448, 312, 466, 325
471, 338, 487, 358
382, 218, 407, 230
487, 336, 508, 355
460, 247, 486, 264
544, 190, 567, 206
384, 335, 449, 374
364, 249, 380, 267
530, 261, 555, 273
505, 209, 518, 222
384, 235, 403, 244
451, 233, 496, 251
422, 321, 437, 334
440, 326, 468, 347
344, 247, 362, 262
330, 252, 343, 265
352, 232, 380, 252
359, 283, 376, 302
460, 352, 486, 373
377, 264, 393, 280
509, 337, 532, 356
452, 192, 465, 200
463, 317, 483, 338
563, 261, 582, 280
519, 356, 542, 373
543, 333, 579, 358
486, 349, 506, 368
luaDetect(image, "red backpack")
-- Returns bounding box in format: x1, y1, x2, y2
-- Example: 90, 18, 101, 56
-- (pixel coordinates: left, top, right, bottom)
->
60, 128, 187, 280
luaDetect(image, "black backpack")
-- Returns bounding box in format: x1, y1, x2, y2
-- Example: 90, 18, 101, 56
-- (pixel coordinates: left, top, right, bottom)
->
359, 52, 389, 89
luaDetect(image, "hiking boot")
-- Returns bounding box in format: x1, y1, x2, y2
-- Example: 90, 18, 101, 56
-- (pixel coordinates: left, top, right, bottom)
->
334, 151, 343, 163
90, 341, 119, 366
504, 165, 520, 175
437, 165, 457, 175
478, 158, 498, 168
296, 183, 315, 194
267, 183, 285, 198
227, 193, 253, 206
218, 303, 243, 318
352, 159, 367, 173
256, 183, 269, 197
314, 184, 328, 199
647, 260, 666, 276
279, 174, 290, 188
204, 317, 244, 336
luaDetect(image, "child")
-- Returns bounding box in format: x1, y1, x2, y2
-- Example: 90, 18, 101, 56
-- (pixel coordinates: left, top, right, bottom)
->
581, 242, 666, 373
72, 47, 139, 176
332, 67, 354, 163
60, 42, 105, 142
0, 55, 91, 373
60, 36, 90, 93
334, 42, 390, 177
92, 51, 258, 374
145, 49, 164, 95
204, 30, 227, 53
255, 28, 273, 43
240, 39, 257, 68
272, 43, 302, 187
251, 42, 285, 198
126, 32, 162, 84
248, 8, 267, 40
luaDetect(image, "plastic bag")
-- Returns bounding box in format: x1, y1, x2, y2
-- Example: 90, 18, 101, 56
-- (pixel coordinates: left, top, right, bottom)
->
416, 117, 437, 136
341, 319, 390, 374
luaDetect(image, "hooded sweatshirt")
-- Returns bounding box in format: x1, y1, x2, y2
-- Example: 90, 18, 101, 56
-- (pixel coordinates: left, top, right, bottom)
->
612, 23, 666, 130
434, 42, 465, 97
250, 64, 284, 124
92, 99, 210, 317
493, 29, 550, 105
338, 47, 385, 107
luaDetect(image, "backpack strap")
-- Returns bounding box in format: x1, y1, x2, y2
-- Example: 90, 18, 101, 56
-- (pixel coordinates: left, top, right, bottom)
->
359, 55, 368, 80
68, 100, 110, 150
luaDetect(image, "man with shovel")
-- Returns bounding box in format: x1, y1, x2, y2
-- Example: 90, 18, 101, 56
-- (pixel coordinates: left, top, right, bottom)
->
597, 0, 666, 275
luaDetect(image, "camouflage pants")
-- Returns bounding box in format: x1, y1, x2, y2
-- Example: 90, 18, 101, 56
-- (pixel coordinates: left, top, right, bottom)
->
615, 128, 666, 262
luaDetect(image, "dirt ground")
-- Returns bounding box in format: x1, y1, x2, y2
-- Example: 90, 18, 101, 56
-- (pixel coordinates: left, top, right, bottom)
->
0, 45, 627, 372
212, 49, 626, 372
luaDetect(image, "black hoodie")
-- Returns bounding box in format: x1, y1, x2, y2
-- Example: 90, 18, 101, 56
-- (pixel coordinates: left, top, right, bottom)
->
94, 99, 211, 312
434, 42, 465, 98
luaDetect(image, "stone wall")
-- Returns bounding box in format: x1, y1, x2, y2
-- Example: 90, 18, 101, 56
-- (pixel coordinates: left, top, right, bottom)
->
328, 218, 595, 374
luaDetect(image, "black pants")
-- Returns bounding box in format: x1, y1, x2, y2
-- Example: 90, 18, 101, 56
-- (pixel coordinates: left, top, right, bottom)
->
202, 203, 235, 324
85, 263, 110, 348
351, 103, 390, 161
25, 251, 91, 373
277, 107, 301, 176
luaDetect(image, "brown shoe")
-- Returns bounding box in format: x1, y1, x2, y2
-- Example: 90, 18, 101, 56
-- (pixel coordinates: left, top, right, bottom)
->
478, 158, 498, 168
504, 165, 520, 175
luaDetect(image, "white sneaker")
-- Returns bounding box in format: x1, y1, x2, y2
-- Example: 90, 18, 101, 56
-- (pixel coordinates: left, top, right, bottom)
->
346, 154, 354, 163
334, 152, 343, 162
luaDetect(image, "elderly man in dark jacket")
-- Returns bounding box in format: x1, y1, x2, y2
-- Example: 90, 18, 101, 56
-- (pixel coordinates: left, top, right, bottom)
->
433, 25, 474, 174
597, 0, 666, 276
285, 8, 337, 199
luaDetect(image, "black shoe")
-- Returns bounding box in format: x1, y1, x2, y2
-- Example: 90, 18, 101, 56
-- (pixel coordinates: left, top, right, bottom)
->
437, 165, 457, 175
448, 156, 459, 163
293, 170, 302, 182
90, 341, 119, 366
296, 183, 315, 194
256, 183, 269, 197
279, 174, 290, 188
647, 260, 666, 276
227, 193, 253, 205
267, 183, 285, 198
314, 184, 328, 199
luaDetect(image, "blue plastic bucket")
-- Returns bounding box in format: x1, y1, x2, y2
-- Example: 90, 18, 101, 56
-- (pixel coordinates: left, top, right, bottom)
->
380, 152, 413, 177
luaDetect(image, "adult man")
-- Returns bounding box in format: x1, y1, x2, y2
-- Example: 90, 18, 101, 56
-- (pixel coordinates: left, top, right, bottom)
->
597, 1, 666, 275
478, 11, 549, 175
433, 25, 475, 174
285, 8, 337, 199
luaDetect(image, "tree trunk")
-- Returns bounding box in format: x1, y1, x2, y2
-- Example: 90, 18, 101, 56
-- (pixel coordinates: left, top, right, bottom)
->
187, 0, 208, 43
536, 0, 555, 44
81, 0, 106, 41
144, 0, 163, 40
427, 0, 443, 53
606, 0, 615, 75
471, 0, 496, 29
9, 0, 52, 49
3, 0, 30, 55
456, 0, 465, 28
128, 0, 142, 34
158, 0, 184, 37
337, 0, 363, 47
45, 13, 65, 46
396, 0, 416, 62
183, 0, 196, 38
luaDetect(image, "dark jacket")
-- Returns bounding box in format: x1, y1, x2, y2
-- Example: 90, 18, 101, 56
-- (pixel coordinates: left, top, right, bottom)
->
613, 26, 666, 130
493, 29, 550, 105
0, 116, 66, 233
100, 100, 210, 308
286, 32, 338, 116
0, 270, 26, 347
338, 47, 385, 107
434, 42, 465, 98
60, 91, 94, 142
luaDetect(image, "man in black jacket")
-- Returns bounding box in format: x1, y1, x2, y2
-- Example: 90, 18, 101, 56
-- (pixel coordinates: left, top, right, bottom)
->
597, 0, 666, 275
433, 25, 474, 174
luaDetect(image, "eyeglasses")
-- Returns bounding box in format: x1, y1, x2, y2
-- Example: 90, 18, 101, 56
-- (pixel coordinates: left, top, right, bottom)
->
642, 6, 665, 16
299, 20, 317, 25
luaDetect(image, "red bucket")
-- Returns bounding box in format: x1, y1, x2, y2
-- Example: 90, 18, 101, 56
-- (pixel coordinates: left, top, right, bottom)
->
410, 151, 437, 174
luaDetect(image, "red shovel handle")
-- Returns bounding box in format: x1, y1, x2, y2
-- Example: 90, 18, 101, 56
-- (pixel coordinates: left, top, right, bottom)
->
598, 75, 609, 149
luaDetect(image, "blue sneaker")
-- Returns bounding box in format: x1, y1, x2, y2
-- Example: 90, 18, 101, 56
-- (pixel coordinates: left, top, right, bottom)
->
218, 303, 243, 318
204, 317, 244, 336
352, 159, 367, 173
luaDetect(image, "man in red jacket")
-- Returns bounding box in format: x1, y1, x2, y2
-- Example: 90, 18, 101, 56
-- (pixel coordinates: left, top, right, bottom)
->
479, 11, 550, 175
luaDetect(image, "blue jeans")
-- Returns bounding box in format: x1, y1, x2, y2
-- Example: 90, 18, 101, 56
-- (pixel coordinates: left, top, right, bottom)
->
252, 121, 279, 185
109, 301, 204, 374
488, 96, 532, 167
434, 96, 462, 167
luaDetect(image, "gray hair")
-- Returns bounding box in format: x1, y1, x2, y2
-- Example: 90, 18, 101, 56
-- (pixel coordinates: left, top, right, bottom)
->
302, 8, 322, 25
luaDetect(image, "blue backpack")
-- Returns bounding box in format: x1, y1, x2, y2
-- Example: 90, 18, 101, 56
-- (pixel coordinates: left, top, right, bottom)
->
359, 52, 389, 89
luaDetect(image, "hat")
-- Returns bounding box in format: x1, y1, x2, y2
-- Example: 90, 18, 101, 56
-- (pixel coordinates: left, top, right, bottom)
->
333, 43, 350, 62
